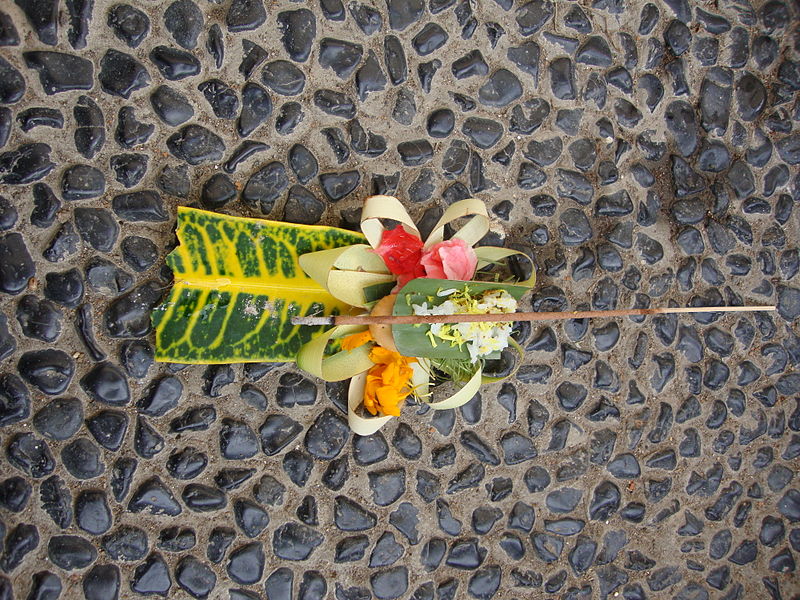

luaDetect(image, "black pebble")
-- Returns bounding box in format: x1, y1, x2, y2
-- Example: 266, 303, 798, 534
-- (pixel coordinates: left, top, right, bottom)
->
17, 107, 63, 131
108, 4, 149, 48
164, 0, 203, 50
80, 362, 130, 406
18, 349, 74, 395
110, 153, 148, 188
150, 85, 194, 127
227, 0, 266, 32
61, 437, 105, 479
121, 236, 158, 272
149, 45, 201, 80
235, 40, 267, 81
199, 79, 239, 119
201, 173, 237, 209
99, 49, 150, 99
33, 397, 83, 441
24, 51, 94, 95
0, 142, 56, 184
74, 207, 119, 252
0, 11, 20, 46
167, 125, 225, 165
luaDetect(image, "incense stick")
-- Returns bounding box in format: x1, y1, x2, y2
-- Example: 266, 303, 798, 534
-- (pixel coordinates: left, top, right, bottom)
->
292, 305, 776, 326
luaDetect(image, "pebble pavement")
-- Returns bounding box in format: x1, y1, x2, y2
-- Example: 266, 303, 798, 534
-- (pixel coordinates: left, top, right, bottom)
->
0, 0, 799, 598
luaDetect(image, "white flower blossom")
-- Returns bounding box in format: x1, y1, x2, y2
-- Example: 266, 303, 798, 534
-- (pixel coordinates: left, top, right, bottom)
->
413, 288, 517, 363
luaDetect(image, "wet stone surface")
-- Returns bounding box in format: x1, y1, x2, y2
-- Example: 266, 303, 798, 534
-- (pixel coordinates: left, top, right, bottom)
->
0, 1, 798, 599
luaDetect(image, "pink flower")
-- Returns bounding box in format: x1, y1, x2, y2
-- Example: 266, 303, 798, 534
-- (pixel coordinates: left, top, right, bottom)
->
421, 238, 478, 281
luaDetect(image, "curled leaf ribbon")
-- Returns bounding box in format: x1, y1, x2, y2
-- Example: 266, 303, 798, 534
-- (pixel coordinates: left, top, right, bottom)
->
297, 195, 535, 435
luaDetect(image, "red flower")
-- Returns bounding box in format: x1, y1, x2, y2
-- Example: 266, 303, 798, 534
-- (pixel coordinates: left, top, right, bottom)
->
373, 226, 426, 288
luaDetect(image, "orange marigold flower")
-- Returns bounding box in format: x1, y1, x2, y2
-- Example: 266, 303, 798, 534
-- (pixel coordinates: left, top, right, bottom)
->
362, 346, 416, 417
341, 329, 374, 351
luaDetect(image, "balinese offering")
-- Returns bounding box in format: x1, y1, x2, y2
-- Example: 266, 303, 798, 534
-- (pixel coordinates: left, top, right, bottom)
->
153, 195, 535, 434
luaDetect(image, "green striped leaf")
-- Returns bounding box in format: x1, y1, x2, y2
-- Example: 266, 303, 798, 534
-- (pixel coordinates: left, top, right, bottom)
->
152, 207, 365, 363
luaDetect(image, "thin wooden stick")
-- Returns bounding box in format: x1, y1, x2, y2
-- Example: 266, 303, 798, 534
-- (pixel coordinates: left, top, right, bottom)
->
293, 305, 776, 326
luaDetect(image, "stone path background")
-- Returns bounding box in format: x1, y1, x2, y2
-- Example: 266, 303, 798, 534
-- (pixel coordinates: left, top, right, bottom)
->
0, 0, 799, 598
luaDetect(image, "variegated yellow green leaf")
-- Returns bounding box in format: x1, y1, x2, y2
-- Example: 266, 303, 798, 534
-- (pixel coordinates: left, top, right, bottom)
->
152, 207, 365, 363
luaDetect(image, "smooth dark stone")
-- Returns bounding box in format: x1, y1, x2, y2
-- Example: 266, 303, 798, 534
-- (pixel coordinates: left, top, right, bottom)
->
17, 348, 73, 396
25, 571, 61, 600
349, 2, 381, 33
149, 45, 200, 80
451, 49, 488, 79
384, 35, 407, 84
41, 221, 79, 263
0, 476, 30, 513
0, 523, 39, 572
223, 141, 267, 175
131, 553, 171, 595
59, 164, 105, 201
24, 51, 93, 95
17, 107, 62, 132
274, 101, 303, 135
157, 164, 188, 198
85, 409, 128, 451
61, 437, 104, 479
175, 556, 216, 598
549, 57, 576, 100
479, 69, 522, 107
320, 0, 347, 21
261, 60, 306, 96
319, 171, 359, 201
73, 208, 118, 253
48, 535, 96, 570
664, 100, 698, 156
396, 139, 432, 166
0, 195, 15, 230
99, 49, 149, 98
237, 39, 265, 78
412, 22, 448, 56
164, 0, 202, 49
237, 82, 272, 137
150, 85, 194, 126
0, 142, 54, 185
386, 0, 423, 30
777, 134, 800, 166
515, 0, 553, 35
576, 36, 612, 66
272, 522, 324, 560
110, 153, 148, 188
198, 79, 238, 119
167, 125, 225, 165
736, 73, 766, 121
120, 235, 157, 272
0, 11, 20, 45
313, 89, 355, 118
15, 294, 61, 342
182, 483, 227, 512
32, 396, 82, 441
75, 489, 112, 535
14, 0, 58, 45
356, 51, 387, 100
108, 4, 149, 47
462, 117, 503, 149
226, 0, 266, 32
166, 446, 207, 480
